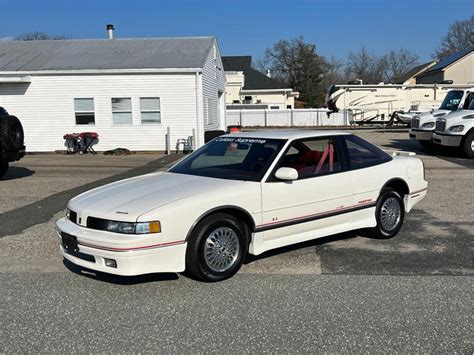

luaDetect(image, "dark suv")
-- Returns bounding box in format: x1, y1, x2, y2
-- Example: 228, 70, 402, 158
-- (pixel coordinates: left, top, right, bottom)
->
0, 107, 25, 178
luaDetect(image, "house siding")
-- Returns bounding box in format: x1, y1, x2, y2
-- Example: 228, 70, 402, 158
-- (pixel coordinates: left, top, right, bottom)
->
0, 73, 198, 152
201, 40, 226, 131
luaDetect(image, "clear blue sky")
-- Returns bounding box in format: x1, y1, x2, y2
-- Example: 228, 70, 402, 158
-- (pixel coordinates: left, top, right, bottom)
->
0, 0, 471, 62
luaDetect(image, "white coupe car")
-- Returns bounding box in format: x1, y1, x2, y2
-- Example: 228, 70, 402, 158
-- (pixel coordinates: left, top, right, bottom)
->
57, 131, 427, 282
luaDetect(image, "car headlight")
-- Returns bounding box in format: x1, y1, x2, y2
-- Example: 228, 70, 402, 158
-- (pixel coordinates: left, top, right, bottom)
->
105, 220, 161, 234
421, 122, 435, 129
448, 125, 464, 132
462, 114, 474, 119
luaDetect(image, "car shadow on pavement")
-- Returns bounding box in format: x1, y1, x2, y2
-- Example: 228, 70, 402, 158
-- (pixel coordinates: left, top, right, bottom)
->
63, 259, 179, 285
1, 166, 35, 180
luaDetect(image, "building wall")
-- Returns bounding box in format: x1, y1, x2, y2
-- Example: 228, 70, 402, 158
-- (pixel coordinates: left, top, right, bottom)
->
445, 52, 474, 84
0, 73, 199, 152
244, 91, 295, 109
225, 72, 245, 104
201, 40, 226, 132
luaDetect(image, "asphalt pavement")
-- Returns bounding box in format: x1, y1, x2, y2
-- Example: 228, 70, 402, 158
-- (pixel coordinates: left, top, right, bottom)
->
0, 130, 473, 353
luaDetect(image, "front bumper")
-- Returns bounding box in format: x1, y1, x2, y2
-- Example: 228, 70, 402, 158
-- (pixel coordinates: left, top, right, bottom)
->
57, 218, 186, 276
409, 129, 433, 141
432, 133, 463, 147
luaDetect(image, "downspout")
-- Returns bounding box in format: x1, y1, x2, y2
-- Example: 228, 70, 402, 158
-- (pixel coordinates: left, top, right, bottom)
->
195, 71, 202, 149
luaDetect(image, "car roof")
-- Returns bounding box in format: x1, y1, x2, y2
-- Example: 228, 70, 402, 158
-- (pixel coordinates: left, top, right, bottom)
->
221, 129, 351, 140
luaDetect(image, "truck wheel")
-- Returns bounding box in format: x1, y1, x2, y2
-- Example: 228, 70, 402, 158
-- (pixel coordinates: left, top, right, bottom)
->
368, 188, 405, 239
185, 213, 248, 282
0, 161, 8, 178
462, 131, 474, 159
0, 115, 24, 151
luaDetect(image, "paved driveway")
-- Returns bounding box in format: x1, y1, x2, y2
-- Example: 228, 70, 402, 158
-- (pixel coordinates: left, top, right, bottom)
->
0, 131, 472, 352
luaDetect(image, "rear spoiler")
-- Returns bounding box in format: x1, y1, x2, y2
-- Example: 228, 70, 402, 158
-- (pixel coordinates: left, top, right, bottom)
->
383, 150, 417, 157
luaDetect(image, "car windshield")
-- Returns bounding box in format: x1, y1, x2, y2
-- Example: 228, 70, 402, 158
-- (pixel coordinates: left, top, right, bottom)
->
169, 136, 286, 181
439, 91, 463, 110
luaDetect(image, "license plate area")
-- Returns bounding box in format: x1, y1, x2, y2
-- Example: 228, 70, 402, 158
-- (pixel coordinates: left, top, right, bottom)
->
61, 232, 79, 253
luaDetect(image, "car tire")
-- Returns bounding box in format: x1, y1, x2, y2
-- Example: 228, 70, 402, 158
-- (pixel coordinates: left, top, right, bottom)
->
0, 160, 8, 178
0, 115, 24, 151
185, 213, 248, 282
369, 189, 405, 239
462, 131, 474, 159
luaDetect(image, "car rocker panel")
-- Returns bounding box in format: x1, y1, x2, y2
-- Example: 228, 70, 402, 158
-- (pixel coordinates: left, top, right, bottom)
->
57, 131, 428, 281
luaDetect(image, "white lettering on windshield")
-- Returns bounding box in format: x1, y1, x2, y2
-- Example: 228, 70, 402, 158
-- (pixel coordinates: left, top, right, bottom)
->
215, 137, 267, 144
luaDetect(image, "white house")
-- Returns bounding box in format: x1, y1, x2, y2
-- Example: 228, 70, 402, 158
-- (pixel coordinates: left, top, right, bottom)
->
222, 56, 299, 110
0, 34, 226, 152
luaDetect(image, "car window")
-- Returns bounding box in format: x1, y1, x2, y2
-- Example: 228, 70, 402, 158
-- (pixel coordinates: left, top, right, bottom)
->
169, 137, 286, 182
344, 135, 391, 169
278, 137, 342, 179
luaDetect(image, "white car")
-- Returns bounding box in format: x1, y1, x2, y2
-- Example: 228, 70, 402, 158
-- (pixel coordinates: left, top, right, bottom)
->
57, 131, 427, 282
410, 89, 474, 146
432, 100, 474, 158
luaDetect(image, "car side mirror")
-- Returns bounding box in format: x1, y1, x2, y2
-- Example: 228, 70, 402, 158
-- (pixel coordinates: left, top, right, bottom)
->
275, 167, 298, 181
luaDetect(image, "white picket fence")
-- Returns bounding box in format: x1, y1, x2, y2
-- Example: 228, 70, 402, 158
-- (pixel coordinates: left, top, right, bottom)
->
226, 109, 348, 127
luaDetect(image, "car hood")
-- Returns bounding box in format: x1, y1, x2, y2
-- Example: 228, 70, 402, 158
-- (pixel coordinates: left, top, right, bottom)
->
69, 172, 245, 222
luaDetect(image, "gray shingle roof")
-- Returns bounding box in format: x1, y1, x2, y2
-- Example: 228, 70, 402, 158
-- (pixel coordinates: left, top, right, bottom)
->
0, 37, 214, 72
222, 56, 289, 90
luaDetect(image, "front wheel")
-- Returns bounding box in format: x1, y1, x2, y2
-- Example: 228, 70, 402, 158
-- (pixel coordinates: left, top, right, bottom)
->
0, 160, 8, 178
185, 213, 248, 282
369, 189, 405, 239
462, 131, 474, 159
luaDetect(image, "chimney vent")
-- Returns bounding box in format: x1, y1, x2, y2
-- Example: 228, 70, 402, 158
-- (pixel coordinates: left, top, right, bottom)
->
106, 24, 114, 40
266, 69, 271, 78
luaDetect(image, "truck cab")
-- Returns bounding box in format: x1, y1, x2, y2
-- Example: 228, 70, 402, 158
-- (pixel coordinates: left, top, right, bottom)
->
432, 98, 474, 158
0, 107, 26, 178
409, 89, 474, 146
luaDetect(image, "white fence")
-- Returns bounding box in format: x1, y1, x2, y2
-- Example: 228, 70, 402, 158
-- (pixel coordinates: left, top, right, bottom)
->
226, 109, 348, 127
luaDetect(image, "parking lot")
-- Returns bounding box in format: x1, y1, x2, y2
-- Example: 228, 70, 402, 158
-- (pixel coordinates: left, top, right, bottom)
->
1, 129, 472, 352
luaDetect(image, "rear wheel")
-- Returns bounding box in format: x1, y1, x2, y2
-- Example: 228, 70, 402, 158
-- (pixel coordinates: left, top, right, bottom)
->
462, 131, 474, 159
0, 161, 8, 178
369, 189, 404, 239
0, 116, 24, 151
185, 213, 247, 282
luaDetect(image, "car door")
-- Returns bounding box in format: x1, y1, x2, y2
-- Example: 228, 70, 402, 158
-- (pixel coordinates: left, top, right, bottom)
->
341, 135, 393, 216
259, 136, 355, 247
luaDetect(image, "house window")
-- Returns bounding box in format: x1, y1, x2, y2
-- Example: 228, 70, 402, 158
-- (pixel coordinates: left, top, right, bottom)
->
270, 106, 279, 109
74, 98, 95, 125
232, 100, 240, 104
112, 98, 132, 124
205, 98, 214, 124
140, 97, 161, 124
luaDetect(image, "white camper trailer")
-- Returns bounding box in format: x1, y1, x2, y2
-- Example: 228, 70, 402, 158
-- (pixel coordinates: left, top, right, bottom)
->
326, 84, 473, 124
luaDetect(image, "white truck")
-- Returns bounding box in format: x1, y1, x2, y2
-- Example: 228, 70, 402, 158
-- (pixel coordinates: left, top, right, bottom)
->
409, 88, 474, 147
432, 99, 474, 158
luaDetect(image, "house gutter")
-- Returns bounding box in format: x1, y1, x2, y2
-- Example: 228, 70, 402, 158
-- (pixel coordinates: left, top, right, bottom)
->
0, 68, 203, 76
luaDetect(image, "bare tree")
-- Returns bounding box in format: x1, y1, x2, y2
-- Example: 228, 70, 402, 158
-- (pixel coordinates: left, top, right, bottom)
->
434, 15, 474, 59
321, 56, 345, 87
262, 36, 326, 107
382, 48, 419, 82
344, 47, 386, 84
15, 32, 68, 41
